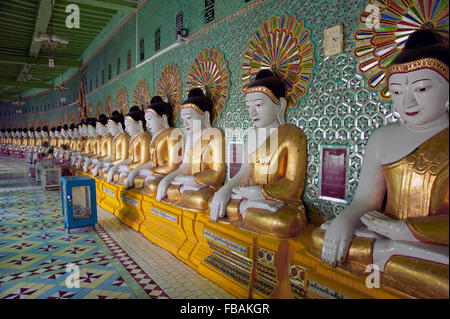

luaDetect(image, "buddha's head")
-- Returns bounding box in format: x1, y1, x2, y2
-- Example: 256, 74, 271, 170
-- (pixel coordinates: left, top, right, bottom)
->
28, 127, 34, 138
68, 124, 75, 138
86, 118, 97, 137
34, 127, 41, 139
180, 88, 213, 134
50, 128, 55, 138
387, 29, 449, 130
61, 125, 68, 138
125, 106, 145, 137
6, 129, 11, 138
41, 126, 49, 138
22, 128, 27, 138
55, 126, 62, 138
81, 120, 88, 137
145, 96, 172, 134
107, 111, 125, 136
245, 69, 287, 129
96, 114, 109, 136
0, 129, 4, 138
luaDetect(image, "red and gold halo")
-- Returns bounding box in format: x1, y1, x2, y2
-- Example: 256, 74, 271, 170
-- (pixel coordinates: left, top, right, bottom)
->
185, 47, 230, 124
354, 0, 449, 100
105, 94, 113, 116
133, 78, 151, 110
115, 86, 129, 114
156, 63, 182, 122
241, 15, 315, 110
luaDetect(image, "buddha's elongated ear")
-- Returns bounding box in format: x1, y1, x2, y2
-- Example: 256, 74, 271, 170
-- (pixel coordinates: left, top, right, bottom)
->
162, 114, 169, 129
204, 111, 212, 128
277, 97, 287, 125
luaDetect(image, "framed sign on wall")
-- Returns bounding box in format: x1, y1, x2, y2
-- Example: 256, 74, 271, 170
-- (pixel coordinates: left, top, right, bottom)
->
319, 144, 349, 203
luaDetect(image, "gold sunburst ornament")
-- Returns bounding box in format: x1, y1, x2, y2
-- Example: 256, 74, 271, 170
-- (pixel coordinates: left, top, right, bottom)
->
156, 63, 182, 122
185, 48, 230, 123
133, 78, 151, 110
115, 87, 129, 114
241, 15, 315, 110
105, 94, 113, 116
95, 101, 103, 117
354, 0, 449, 99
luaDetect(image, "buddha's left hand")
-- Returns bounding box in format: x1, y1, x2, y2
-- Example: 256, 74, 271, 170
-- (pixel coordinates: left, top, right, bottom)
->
232, 185, 265, 201
360, 211, 418, 242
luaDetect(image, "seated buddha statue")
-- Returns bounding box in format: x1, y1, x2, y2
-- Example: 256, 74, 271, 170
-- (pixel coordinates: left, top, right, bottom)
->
63, 123, 76, 159
20, 128, 29, 151
55, 125, 71, 158
39, 126, 50, 153
76, 118, 101, 169
107, 106, 152, 185
156, 88, 225, 211
49, 127, 58, 148
11, 129, 20, 151
125, 96, 184, 191
209, 69, 308, 237
314, 30, 449, 298
93, 111, 130, 178
84, 114, 113, 173
70, 121, 87, 166
25, 127, 36, 153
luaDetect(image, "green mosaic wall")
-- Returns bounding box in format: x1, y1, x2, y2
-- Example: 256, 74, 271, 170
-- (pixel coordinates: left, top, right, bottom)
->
0, 0, 402, 219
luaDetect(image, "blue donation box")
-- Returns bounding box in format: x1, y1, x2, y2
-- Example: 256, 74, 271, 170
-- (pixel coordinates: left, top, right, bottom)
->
60, 175, 97, 233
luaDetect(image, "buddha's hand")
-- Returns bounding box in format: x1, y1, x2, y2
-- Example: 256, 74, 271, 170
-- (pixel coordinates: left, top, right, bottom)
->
140, 168, 153, 177
231, 185, 265, 201
92, 163, 102, 176
156, 177, 171, 202
360, 211, 417, 242
125, 169, 140, 189
210, 188, 232, 221
107, 166, 119, 183
321, 213, 361, 267
172, 175, 200, 187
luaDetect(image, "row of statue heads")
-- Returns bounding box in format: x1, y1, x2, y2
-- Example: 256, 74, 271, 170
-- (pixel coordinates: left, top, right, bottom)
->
1, 29, 448, 298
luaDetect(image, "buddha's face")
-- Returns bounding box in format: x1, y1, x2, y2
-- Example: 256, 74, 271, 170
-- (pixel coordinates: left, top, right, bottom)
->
61, 129, 67, 138
42, 131, 48, 138
81, 125, 87, 136
22, 132, 27, 138
96, 122, 107, 135
181, 108, 204, 134
49, 131, 54, 138
107, 120, 121, 136
35, 131, 41, 139
389, 68, 449, 128
73, 128, 78, 138
246, 91, 280, 128
125, 117, 142, 136
145, 111, 165, 134
6, 132, 10, 137
87, 125, 96, 136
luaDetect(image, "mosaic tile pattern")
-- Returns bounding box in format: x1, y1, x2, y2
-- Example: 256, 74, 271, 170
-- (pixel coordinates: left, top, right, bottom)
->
0, 162, 169, 299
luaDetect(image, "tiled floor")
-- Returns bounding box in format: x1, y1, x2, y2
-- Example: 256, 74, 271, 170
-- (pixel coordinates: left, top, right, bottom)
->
0, 156, 234, 299
96, 206, 234, 299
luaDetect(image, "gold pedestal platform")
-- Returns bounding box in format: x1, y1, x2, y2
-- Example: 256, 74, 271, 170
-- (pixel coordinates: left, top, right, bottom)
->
117, 188, 145, 232
98, 180, 122, 216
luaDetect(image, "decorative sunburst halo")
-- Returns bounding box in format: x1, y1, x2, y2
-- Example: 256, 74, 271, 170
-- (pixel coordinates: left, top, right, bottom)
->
354, 0, 449, 99
133, 78, 151, 110
185, 47, 230, 123
156, 63, 182, 122
115, 87, 129, 114
241, 15, 315, 110
87, 102, 94, 117
64, 112, 69, 125
70, 111, 75, 124
105, 94, 113, 116
95, 101, 103, 117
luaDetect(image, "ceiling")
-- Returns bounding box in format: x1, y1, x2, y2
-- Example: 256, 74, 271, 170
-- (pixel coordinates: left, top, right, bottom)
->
0, 0, 138, 101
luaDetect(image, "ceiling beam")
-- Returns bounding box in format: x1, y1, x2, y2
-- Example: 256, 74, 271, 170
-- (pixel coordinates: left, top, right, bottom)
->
0, 54, 82, 67
17, 0, 55, 82
0, 80, 53, 89
67, 0, 137, 12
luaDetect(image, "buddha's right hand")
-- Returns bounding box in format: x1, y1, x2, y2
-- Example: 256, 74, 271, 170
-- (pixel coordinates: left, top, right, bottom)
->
156, 178, 170, 202
321, 213, 361, 267
210, 188, 232, 221
107, 166, 118, 183
93, 163, 102, 176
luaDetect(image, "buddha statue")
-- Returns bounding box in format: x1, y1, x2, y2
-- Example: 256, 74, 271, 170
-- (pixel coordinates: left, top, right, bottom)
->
76, 118, 101, 170
20, 128, 29, 150
209, 70, 308, 237
49, 127, 58, 148
156, 88, 225, 211
314, 30, 449, 299
84, 114, 113, 173
0, 129, 5, 145
39, 126, 50, 153
55, 126, 63, 151
70, 121, 87, 166
125, 96, 184, 191
33, 127, 42, 152
107, 106, 152, 185
93, 111, 130, 178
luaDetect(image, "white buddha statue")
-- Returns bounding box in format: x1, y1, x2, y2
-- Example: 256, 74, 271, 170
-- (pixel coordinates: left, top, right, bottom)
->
83, 114, 110, 172
314, 29, 449, 298
76, 118, 100, 169
209, 69, 308, 237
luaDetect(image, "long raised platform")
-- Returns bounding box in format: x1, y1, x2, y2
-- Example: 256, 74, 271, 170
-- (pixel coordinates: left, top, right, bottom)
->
78, 170, 414, 299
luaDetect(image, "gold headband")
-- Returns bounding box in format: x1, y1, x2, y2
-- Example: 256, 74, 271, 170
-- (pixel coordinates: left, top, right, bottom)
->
386, 57, 449, 82
180, 103, 205, 115
144, 108, 162, 118
244, 86, 280, 105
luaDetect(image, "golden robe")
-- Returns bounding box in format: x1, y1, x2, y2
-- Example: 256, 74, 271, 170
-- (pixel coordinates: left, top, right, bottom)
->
98, 132, 130, 179
310, 127, 449, 298
166, 127, 225, 210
